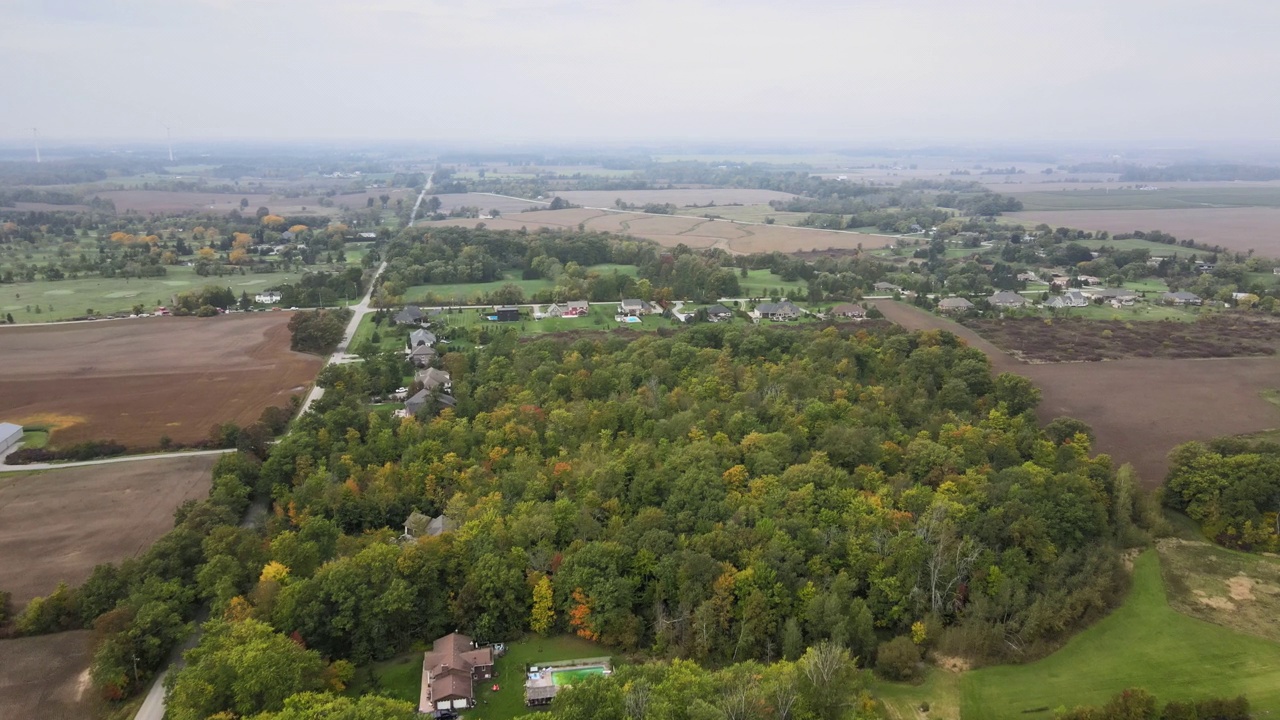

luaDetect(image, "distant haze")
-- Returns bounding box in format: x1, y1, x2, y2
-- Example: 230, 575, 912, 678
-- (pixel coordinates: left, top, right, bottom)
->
3, 0, 1279, 146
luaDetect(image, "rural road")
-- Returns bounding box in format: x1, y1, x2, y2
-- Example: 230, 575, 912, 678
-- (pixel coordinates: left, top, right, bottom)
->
0, 448, 234, 474
295, 259, 388, 418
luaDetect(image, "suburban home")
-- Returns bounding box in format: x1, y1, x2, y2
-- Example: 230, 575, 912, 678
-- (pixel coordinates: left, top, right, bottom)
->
704, 304, 733, 322
872, 282, 902, 293
409, 329, 437, 348
405, 387, 456, 416
989, 291, 1030, 309
829, 303, 867, 319
403, 511, 458, 541
419, 633, 496, 714
545, 300, 590, 318
409, 344, 438, 367
357, 231, 378, 240
1077, 274, 1102, 285
1016, 271, 1041, 283
416, 367, 452, 393
1045, 289, 1089, 309
756, 300, 802, 321
1090, 288, 1141, 306
394, 305, 424, 325
619, 299, 655, 316
494, 305, 521, 322
938, 297, 975, 313
254, 291, 282, 304
1273, 267, 1280, 275
1162, 291, 1203, 306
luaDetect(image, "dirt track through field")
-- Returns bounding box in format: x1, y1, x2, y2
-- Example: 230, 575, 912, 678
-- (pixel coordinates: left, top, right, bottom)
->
0, 313, 322, 448
0, 454, 216, 607
872, 301, 1280, 485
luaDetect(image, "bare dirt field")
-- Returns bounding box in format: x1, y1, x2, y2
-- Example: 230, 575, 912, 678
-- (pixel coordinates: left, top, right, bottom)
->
423, 208, 898, 254
0, 313, 322, 448
872, 301, 1280, 486
0, 630, 96, 719
989, 180, 1280, 194
1006, 207, 1280, 255
965, 315, 1280, 362
0, 455, 216, 608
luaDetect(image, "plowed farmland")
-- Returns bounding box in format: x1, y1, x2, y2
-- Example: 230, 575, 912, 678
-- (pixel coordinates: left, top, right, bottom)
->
0, 454, 216, 608
0, 313, 322, 448
871, 301, 1280, 485
0, 630, 96, 719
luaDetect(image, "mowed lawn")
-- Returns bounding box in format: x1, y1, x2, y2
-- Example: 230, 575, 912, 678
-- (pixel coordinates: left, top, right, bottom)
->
405, 264, 639, 305
959, 551, 1280, 718
471, 635, 610, 720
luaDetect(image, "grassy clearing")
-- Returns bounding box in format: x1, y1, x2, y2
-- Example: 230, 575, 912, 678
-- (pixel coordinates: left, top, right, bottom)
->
871, 668, 963, 720
1158, 539, 1280, 644
1073, 237, 1201, 255
346, 649, 427, 706
1032, 302, 1198, 322
351, 313, 413, 353
19, 427, 49, 449
960, 551, 1280, 718
404, 265, 638, 305
731, 268, 808, 298
471, 635, 610, 720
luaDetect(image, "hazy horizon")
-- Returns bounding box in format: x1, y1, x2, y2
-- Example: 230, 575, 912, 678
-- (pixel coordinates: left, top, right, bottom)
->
4, 0, 1279, 147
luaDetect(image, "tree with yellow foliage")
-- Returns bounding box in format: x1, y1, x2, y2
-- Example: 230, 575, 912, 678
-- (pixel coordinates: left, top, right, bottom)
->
197, 247, 217, 261
261, 214, 286, 228
260, 561, 290, 584
530, 575, 555, 635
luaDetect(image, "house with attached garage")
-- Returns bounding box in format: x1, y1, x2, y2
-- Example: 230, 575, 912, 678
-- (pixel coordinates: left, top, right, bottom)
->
409, 344, 438, 367
755, 300, 802, 321
545, 300, 590, 318
415, 367, 452, 393
1045, 289, 1089, 309
1162, 291, 1203, 306
409, 329, 437, 348
619, 299, 655, 316
419, 633, 497, 714
938, 296, 975, 313
829, 303, 867, 319
989, 290, 1030, 309
704, 304, 734, 322
394, 305, 424, 325
872, 281, 902, 293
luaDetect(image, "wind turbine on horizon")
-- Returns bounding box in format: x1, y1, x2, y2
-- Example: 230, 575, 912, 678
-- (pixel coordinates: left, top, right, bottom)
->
32, 128, 41, 163
165, 124, 175, 162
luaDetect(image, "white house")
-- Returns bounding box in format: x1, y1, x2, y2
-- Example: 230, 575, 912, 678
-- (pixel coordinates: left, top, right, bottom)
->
255, 291, 282, 304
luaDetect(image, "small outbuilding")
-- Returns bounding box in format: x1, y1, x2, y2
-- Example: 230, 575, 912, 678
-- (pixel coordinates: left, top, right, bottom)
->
0, 422, 23, 455
495, 306, 521, 322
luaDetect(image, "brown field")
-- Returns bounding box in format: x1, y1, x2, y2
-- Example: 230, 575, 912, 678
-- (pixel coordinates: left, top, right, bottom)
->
0, 314, 322, 448
0, 455, 216, 608
423, 208, 898, 254
0, 630, 96, 719
1006, 207, 1280, 254
551, 188, 800, 207
965, 315, 1280, 362
990, 180, 1280, 194
871, 300, 1280, 486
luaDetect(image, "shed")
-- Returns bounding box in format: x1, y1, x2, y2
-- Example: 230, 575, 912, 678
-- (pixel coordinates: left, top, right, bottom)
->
0, 422, 23, 455
495, 306, 521, 322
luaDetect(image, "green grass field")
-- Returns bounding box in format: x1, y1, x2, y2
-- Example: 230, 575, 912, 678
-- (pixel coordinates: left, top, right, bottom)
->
1016, 187, 1280, 212
20, 427, 49, 449
731, 268, 808, 298
0, 263, 354, 322
405, 265, 638, 305
958, 551, 1280, 717
1034, 301, 1199, 322
472, 635, 609, 720
345, 650, 425, 706
1073, 237, 1202, 255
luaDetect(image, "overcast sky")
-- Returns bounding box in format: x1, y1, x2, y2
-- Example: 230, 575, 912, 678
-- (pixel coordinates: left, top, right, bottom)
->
3, 0, 1278, 146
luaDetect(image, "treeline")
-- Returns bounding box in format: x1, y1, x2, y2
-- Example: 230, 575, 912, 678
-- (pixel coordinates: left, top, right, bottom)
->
1164, 438, 1280, 551
1056, 688, 1250, 720
288, 308, 352, 354
1120, 163, 1280, 182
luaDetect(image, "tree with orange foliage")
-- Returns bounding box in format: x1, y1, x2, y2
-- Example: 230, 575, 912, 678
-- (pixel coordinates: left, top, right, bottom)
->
261, 214, 286, 228
568, 587, 597, 640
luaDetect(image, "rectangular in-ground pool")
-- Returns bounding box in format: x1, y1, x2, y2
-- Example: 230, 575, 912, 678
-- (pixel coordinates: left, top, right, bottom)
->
551, 666, 606, 686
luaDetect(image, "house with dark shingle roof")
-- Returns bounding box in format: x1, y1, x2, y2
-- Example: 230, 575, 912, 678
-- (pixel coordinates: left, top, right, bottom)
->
1162, 291, 1202, 305
704, 304, 733, 322
829, 303, 866, 319
394, 305, 424, 325
756, 300, 802, 321
989, 291, 1029, 309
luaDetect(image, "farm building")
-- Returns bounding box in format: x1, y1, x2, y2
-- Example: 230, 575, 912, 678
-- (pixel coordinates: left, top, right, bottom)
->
938, 297, 975, 313
495, 306, 521, 322
829, 303, 866, 319
0, 422, 24, 455
419, 633, 496, 713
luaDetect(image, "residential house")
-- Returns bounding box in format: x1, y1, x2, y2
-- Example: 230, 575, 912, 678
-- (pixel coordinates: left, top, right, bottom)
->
829, 303, 866, 319
1273, 267, 1280, 275
416, 367, 452, 393
405, 387, 456, 415
1162, 291, 1203, 306
494, 306, 521, 322
254, 291, 282, 304
938, 297, 975, 313
619, 299, 655, 317
357, 231, 378, 240
394, 305, 424, 325
419, 633, 495, 713
409, 344, 438, 368
1076, 275, 1102, 286
545, 300, 590, 318
1089, 288, 1141, 307
704, 304, 733, 322
872, 282, 902, 293
989, 291, 1030, 309
1045, 289, 1089, 309
756, 300, 802, 321
409, 329, 437, 348
1016, 271, 1041, 283
280, 230, 296, 241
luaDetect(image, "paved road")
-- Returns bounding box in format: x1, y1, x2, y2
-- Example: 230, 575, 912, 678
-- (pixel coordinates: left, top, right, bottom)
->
0, 448, 234, 473
295, 259, 388, 418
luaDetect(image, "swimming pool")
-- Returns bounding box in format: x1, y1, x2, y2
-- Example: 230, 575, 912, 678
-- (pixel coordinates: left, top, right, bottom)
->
551, 665, 607, 686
